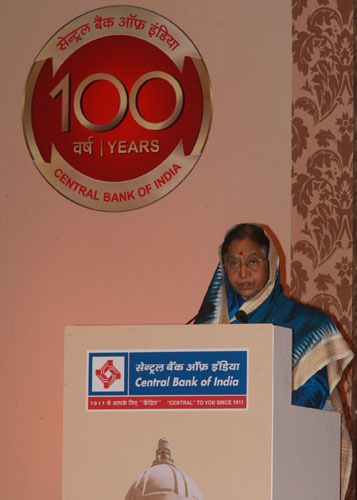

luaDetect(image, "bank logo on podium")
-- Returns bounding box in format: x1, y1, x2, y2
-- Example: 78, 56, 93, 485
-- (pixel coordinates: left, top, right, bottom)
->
89, 352, 127, 394
23, 6, 212, 212
96, 359, 121, 388
87, 349, 248, 411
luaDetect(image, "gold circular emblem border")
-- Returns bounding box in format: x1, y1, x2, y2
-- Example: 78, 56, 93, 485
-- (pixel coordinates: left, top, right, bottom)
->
22, 6, 213, 212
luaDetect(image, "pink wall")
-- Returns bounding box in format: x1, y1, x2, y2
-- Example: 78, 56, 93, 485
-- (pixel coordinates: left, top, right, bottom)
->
0, 1, 291, 499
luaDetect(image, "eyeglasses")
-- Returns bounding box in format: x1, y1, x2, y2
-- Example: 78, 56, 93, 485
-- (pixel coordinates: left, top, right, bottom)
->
224, 257, 267, 273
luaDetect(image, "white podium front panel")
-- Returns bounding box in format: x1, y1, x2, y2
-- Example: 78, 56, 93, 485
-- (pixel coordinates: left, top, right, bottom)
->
62, 324, 340, 500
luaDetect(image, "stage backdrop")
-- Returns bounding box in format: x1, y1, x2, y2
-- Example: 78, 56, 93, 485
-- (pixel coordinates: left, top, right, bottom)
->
0, 1, 291, 499
291, 4, 356, 498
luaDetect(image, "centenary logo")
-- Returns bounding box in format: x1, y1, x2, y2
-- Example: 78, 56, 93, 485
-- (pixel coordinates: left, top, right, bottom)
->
22, 6, 212, 211
96, 359, 121, 389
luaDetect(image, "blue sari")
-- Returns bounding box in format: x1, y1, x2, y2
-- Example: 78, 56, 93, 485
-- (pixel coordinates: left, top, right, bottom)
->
196, 266, 333, 408
194, 227, 354, 496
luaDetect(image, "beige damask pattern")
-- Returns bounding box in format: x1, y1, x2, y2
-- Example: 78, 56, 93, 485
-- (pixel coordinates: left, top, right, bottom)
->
291, 2, 353, 348
291, 1, 355, 496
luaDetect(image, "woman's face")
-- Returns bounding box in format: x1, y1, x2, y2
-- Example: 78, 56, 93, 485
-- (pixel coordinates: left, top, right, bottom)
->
224, 238, 269, 300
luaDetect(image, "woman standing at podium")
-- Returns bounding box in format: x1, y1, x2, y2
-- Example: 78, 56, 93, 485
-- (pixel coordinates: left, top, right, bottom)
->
195, 223, 353, 497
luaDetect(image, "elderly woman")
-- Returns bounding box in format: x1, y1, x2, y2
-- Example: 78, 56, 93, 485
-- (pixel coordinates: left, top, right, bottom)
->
195, 223, 353, 496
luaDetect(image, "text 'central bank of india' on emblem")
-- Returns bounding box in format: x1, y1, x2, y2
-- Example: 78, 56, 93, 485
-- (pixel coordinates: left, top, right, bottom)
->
23, 6, 212, 211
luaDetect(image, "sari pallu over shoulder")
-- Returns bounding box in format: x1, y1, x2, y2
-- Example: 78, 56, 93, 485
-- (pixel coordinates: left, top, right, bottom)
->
195, 225, 354, 499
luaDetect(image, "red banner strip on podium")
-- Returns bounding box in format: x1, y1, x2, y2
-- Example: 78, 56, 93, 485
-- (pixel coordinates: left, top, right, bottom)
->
88, 395, 247, 410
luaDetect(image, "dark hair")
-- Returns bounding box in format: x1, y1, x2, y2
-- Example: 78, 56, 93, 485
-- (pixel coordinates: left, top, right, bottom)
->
221, 224, 270, 260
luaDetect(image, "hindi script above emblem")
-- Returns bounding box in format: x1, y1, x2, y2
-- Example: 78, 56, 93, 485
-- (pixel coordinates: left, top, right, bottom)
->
23, 6, 212, 211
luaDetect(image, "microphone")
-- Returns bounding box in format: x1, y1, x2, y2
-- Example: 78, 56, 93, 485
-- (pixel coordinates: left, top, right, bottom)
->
186, 302, 215, 324
235, 310, 248, 323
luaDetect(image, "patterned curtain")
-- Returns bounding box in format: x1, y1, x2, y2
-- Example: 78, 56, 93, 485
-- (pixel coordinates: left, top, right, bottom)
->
291, 1, 356, 497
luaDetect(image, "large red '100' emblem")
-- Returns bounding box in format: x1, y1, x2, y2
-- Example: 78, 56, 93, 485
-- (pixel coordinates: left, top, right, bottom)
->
23, 6, 212, 211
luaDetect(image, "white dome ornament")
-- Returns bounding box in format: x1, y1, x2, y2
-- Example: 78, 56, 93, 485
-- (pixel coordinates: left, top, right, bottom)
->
125, 438, 203, 500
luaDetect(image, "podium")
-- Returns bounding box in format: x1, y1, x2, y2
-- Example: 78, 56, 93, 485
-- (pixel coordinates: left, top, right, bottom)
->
62, 324, 340, 500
